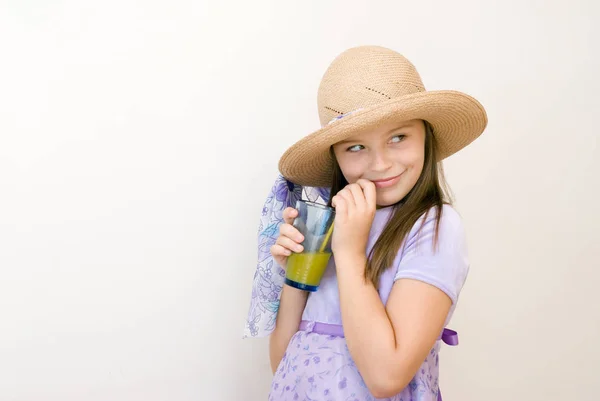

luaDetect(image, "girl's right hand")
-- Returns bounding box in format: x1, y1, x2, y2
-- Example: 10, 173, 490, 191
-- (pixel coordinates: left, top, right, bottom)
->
270, 207, 305, 268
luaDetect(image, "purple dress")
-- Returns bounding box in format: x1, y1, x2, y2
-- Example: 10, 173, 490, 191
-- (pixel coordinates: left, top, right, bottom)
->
268, 204, 470, 401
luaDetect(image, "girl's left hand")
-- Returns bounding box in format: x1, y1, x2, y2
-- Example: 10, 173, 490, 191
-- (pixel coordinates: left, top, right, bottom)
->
330, 179, 377, 258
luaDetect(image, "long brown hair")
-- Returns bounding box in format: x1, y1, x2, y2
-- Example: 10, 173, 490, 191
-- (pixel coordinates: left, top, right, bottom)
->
326, 120, 454, 289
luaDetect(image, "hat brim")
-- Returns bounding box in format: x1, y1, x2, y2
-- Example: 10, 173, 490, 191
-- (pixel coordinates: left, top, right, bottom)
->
278, 90, 488, 188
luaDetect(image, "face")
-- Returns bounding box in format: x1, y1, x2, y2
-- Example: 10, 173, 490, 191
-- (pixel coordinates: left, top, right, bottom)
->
331, 119, 426, 207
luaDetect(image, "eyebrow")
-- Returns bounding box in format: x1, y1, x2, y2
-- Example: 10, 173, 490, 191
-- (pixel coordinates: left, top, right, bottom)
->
336, 123, 415, 145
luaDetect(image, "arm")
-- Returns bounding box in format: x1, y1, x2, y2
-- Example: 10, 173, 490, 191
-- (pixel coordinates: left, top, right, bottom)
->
268, 206, 309, 374
330, 180, 466, 398
337, 254, 451, 398
269, 285, 308, 373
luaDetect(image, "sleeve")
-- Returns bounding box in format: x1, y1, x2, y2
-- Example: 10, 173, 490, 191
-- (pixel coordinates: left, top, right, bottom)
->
393, 204, 470, 305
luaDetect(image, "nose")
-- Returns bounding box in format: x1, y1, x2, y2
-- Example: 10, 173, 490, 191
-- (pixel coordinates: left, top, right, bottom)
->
369, 149, 393, 172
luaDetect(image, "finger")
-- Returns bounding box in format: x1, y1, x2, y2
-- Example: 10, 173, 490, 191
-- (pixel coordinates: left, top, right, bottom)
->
346, 183, 366, 210
337, 188, 356, 210
331, 195, 347, 219
276, 235, 304, 253
356, 179, 377, 210
282, 207, 298, 225
270, 244, 292, 257
280, 223, 304, 243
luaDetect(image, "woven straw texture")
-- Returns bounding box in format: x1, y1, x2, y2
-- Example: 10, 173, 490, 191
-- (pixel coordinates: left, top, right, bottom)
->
278, 45, 488, 187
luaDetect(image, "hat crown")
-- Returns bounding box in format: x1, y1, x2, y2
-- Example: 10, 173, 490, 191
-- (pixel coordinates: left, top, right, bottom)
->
317, 46, 426, 127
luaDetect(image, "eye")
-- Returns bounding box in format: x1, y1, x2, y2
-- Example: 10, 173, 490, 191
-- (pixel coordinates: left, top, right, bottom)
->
390, 134, 406, 143
346, 144, 364, 152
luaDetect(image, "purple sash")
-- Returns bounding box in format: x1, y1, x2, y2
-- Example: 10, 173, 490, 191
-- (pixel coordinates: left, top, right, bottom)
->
299, 320, 458, 345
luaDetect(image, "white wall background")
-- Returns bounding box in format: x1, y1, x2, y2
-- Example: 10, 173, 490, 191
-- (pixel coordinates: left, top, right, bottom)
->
1, 1, 598, 400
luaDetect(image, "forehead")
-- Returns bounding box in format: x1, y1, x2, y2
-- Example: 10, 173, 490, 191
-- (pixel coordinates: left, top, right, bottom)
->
339, 119, 423, 143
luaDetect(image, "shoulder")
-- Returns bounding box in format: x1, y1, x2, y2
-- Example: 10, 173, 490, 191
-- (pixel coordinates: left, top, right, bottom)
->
405, 204, 466, 248
422, 203, 463, 227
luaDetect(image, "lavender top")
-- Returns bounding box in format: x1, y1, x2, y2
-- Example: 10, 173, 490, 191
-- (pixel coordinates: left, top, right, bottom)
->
302, 204, 469, 329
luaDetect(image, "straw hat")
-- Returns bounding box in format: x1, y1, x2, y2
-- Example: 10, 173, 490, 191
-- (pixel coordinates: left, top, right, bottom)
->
278, 45, 488, 188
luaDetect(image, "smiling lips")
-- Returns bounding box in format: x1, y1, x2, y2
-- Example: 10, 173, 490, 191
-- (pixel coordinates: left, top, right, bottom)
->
371, 173, 403, 189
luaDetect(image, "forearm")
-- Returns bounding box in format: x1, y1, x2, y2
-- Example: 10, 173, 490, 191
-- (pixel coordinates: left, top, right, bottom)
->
269, 284, 308, 373
336, 253, 410, 395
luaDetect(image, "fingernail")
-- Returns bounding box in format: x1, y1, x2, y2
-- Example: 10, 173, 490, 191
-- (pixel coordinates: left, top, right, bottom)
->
296, 245, 303, 252
284, 249, 291, 255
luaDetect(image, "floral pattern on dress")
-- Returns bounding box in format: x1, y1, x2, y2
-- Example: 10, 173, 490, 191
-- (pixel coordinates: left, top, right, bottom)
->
268, 328, 442, 401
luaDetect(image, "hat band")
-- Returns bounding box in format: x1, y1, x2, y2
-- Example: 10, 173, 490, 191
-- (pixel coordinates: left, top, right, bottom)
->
326, 108, 363, 126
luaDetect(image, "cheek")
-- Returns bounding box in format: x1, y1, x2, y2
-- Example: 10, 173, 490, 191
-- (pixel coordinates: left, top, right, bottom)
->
399, 144, 425, 170
393, 149, 425, 185
337, 156, 364, 181
409, 153, 425, 173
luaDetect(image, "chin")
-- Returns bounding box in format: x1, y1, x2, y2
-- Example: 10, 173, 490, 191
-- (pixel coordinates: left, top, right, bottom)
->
375, 191, 405, 207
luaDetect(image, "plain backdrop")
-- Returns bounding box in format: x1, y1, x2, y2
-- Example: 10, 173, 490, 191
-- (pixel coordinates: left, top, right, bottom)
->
1, 1, 598, 400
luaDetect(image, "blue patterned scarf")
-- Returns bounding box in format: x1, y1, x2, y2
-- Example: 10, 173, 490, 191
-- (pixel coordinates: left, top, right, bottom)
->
243, 174, 330, 338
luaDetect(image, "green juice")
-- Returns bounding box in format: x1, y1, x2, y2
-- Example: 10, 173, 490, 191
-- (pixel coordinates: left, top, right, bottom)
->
285, 252, 332, 291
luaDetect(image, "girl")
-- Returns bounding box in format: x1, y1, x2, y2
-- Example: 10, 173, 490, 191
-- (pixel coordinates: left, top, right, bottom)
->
244, 45, 487, 401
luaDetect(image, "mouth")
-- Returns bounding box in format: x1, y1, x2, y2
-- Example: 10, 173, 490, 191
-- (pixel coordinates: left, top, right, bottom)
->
371, 173, 403, 189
